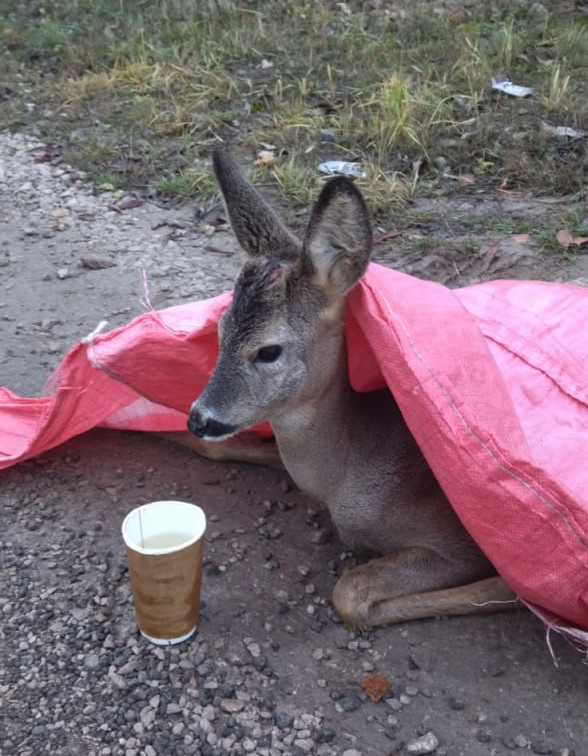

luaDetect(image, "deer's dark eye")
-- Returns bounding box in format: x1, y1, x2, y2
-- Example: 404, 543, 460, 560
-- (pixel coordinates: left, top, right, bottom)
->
255, 345, 283, 363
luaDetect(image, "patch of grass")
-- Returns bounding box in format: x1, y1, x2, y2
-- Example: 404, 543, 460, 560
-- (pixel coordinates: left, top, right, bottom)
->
0, 0, 586, 214
260, 159, 318, 209
155, 167, 218, 200
564, 206, 588, 235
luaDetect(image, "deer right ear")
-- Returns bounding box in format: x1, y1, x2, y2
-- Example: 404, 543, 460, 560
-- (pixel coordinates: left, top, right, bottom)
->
212, 149, 301, 261
301, 177, 372, 295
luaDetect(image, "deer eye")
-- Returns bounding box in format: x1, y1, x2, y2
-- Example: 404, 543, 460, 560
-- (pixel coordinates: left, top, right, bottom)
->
254, 345, 283, 363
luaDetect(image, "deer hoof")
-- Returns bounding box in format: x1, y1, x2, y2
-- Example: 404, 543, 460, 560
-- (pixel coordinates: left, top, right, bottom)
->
332, 571, 372, 631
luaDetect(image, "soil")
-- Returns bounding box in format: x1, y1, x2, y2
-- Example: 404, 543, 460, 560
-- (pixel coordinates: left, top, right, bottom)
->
1, 131, 587, 756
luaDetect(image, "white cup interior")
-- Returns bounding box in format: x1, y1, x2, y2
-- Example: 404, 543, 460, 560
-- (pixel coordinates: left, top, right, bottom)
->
122, 500, 206, 555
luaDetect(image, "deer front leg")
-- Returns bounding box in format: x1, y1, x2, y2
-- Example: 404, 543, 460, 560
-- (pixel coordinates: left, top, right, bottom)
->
332, 548, 517, 629
155, 431, 284, 469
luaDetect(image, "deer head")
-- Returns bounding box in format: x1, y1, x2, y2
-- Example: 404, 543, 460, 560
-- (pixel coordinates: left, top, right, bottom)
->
187, 149, 372, 440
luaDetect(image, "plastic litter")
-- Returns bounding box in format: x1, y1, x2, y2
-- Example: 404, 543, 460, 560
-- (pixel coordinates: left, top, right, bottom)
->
542, 123, 587, 139
318, 161, 366, 179
491, 77, 534, 98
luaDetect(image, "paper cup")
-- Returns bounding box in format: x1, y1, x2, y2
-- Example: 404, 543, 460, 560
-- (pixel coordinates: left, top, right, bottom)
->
121, 501, 206, 645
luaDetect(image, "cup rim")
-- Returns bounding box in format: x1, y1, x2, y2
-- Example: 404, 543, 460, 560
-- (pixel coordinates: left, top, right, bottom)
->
121, 500, 206, 556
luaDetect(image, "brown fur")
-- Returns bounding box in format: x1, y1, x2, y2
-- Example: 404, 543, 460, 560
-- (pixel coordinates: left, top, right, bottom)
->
187, 150, 516, 628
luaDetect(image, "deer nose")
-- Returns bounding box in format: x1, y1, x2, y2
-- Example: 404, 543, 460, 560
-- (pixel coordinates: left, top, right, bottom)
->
187, 409, 236, 439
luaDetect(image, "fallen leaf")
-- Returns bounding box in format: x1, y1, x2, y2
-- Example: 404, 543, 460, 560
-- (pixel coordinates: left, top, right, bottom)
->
447, 173, 475, 184
362, 674, 391, 703
497, 177, 519, 195
513, 234, 530, 244
483, 242, 500, 260
556, 229, 588, 248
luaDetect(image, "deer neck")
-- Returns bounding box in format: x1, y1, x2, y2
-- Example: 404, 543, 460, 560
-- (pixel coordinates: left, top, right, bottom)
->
269, 326, 352, 502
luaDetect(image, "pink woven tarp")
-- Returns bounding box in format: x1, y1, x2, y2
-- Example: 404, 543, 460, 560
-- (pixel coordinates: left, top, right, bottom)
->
1, 264, 587, 638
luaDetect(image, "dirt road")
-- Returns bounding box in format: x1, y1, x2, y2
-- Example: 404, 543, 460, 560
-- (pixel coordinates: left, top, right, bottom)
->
1, 131, 586, 756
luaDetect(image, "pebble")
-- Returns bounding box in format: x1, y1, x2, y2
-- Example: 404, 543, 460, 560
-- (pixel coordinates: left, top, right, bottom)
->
532, 743, 553, 755
477, 729, 492, 743
220, 698, 246, 714
84, 653, 100, 670
515, 735, 530, 748
406, 731, 440, 754
275, 711, 295, 729
313, 726, 336, 743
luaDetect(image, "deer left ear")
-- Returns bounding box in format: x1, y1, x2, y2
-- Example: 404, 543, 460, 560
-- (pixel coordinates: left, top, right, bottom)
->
301, 177, 372, 295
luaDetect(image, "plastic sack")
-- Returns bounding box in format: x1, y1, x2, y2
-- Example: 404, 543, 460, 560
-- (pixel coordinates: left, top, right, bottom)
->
1, 264, 587, 639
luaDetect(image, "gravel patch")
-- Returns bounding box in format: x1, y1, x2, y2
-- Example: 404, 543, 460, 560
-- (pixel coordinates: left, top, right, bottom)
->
1, 129, 587, 755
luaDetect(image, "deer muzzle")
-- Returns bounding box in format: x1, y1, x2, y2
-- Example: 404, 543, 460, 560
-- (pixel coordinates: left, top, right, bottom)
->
187, 408, 238, 440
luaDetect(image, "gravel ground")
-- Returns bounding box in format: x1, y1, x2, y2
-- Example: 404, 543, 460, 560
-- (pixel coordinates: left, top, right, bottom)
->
1, 131, 587, 756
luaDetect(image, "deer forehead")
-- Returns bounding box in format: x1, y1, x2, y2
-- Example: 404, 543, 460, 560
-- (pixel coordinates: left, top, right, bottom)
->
219, 260, 329, 351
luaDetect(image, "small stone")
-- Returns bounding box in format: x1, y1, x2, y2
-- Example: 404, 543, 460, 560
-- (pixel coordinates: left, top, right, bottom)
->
247, 642, 261, 658
220, 699, 245, 714
448, 696, 466, 710
140, 708, 156, 728
299, 714, 321, 728
57, 268, 69, 279
275, 590, 289, 604
408, 654, 421, 670
532, 743, 552, 755
275, 711, 295, 729
514, 735, 530, 748
219, 682, 236, 698
337, 694, 361, 713
313, 725, 336, 743
477, 730, 492, 743
406, 731, 440, 754
310, 528, 331, 545
84, 653, 100, 670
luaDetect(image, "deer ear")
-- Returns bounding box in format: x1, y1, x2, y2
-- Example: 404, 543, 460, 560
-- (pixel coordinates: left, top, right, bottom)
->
212, 149, 301, 261
301, 177, 372, 295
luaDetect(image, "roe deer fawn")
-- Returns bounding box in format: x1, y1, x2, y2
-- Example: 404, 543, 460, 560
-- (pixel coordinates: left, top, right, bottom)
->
186, 149, 514, 629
